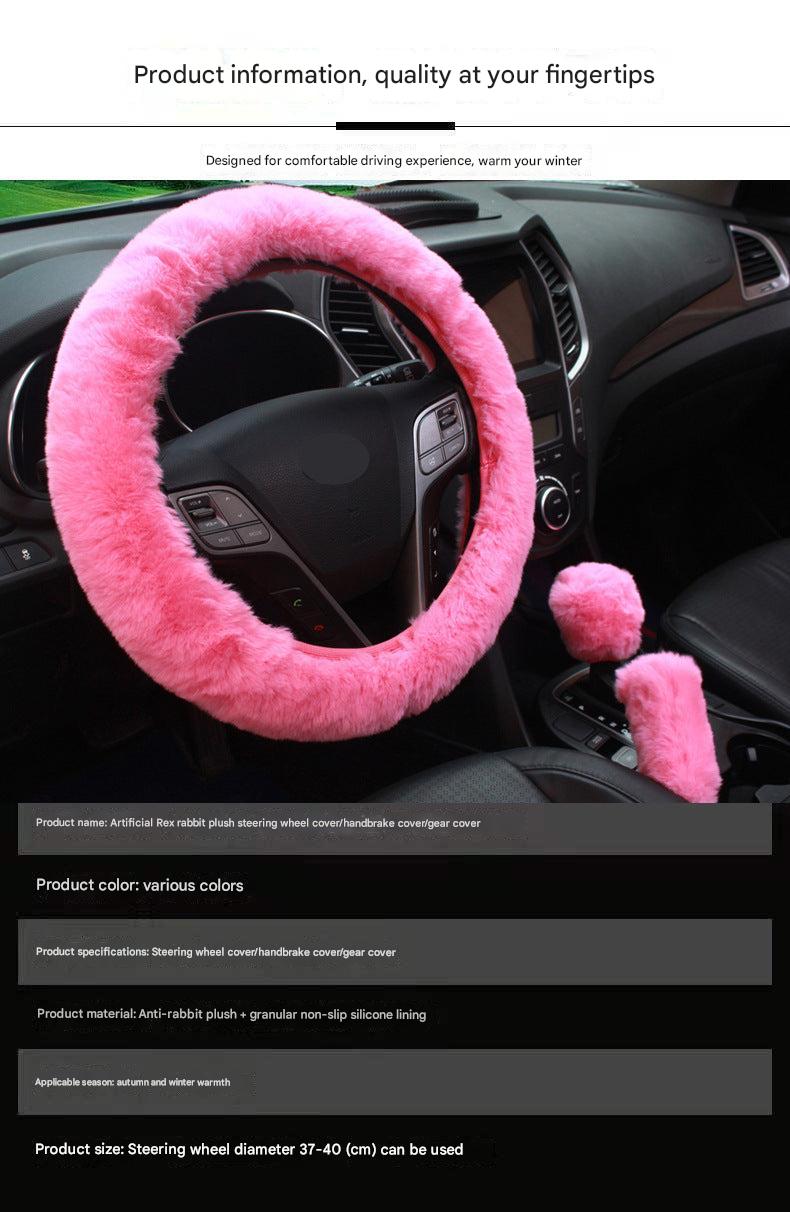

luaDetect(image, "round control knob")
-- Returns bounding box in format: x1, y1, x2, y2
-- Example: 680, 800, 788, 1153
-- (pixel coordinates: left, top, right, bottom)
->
536, 479, 571, 532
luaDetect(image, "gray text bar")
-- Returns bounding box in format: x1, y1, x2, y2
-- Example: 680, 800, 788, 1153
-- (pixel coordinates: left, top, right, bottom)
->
19, 917, 772, 985
19, 1048, 772, 1116
18, 803, 772, 855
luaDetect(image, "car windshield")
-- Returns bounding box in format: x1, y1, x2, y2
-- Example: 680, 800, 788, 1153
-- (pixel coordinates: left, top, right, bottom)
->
0, 180, 237, 222
0, 180, 359, 223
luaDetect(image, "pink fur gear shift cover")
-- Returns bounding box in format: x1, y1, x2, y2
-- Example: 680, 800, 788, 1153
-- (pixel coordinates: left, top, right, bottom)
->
46, 185, 536, 742
549, 561, 645, 663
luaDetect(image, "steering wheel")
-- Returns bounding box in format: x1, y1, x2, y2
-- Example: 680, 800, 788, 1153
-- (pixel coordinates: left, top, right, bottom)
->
46, 185, 535, 741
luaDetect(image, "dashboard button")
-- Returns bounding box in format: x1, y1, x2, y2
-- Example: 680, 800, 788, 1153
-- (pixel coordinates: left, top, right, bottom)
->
4, 540, 50, 570
545, 492, 571, 528
202, 530, 242, 551
537, 481, 571, 532
612, 745, 638, 769
237, 522, 271, 546
0, 547, 12, 575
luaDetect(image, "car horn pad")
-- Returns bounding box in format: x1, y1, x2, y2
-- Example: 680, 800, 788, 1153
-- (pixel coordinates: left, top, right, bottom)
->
46, 185, 535, 741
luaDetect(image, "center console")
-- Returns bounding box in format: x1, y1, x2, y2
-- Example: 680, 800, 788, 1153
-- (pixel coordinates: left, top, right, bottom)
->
457, 239, 589, 555
525, 377, 587, 553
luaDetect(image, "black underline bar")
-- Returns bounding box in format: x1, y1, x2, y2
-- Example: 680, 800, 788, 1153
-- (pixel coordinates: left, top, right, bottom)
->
0, 123, 786, 130
336, 121, 455, 131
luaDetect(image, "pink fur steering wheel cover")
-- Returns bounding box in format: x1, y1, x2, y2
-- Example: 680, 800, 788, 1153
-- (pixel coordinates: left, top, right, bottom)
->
46, 185, 535, 740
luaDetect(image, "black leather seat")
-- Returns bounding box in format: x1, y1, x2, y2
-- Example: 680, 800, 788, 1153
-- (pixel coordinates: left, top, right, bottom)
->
369, 747, 681, 803
661, 539, 790, 724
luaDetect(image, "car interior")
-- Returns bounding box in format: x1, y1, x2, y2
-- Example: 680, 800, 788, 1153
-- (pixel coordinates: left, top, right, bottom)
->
1, 179, 788, 803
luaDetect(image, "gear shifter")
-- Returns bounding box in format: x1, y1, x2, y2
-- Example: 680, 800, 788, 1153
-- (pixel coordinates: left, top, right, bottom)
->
585, 661, 624, 714
548, 561, 721, 800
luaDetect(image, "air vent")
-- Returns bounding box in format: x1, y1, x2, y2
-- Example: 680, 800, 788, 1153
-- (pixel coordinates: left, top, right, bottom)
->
325, 278, 399, 373
526, 237, 586, 376
730, 225, 789, 300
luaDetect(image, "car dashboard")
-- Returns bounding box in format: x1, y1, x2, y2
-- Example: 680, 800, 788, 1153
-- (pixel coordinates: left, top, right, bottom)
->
1, 180, 788, 712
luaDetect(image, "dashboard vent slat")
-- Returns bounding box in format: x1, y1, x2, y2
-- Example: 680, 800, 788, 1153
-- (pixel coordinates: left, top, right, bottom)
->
526, 237, 584, 373
326, 278, 399, 372
730, 225, 789, 299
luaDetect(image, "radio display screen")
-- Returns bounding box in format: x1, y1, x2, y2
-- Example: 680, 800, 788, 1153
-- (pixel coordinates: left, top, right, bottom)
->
531, 411, 560, 447
465, 261, 543, 371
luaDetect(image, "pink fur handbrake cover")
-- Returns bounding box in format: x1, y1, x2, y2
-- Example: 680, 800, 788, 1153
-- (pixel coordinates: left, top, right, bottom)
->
46, 185, 536, 742
616, 653, 722, 802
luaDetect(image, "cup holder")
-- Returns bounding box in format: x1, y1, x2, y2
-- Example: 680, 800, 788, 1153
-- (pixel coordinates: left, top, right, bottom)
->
722, 733, 790, 801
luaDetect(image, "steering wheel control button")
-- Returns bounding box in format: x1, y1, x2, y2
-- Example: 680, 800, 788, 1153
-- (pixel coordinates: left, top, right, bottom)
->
4, 540, 51, 570
237, 522, 271, 546
194, 515, 227, 534
438, 403, 462, 428
306, 618, 337, 640
419, 447, 446, 476
272, 586, 339, 642
211, 491, 258, 526
417, 412, 442, 454
441, 420, 463, 443
202, 530, 242, 551
274, 587, 319, 614
443, 434, 466, 462
181, 495, 211, 512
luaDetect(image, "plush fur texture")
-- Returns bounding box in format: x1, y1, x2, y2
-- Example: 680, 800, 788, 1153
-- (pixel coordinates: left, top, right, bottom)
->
46, 185, 535, 741
549, 562, 645, 663
615, 652, 722, 802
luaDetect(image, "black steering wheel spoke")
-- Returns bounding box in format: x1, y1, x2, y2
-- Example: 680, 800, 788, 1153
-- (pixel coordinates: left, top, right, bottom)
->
168, 484, 368, 648
388, 377, 476, 616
